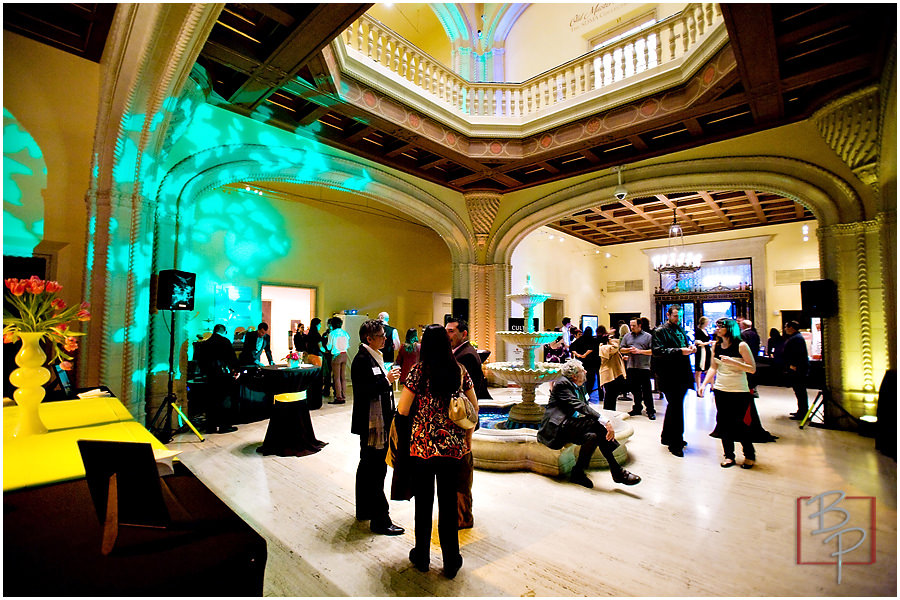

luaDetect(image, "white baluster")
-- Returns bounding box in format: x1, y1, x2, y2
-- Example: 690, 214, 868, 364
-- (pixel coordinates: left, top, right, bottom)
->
364, 22, 373, 59
653, 31, 662, 68
625, 43, 635, 78
593, 55, 602, 89
585, 58, 595, 91
696, 5, 706, 35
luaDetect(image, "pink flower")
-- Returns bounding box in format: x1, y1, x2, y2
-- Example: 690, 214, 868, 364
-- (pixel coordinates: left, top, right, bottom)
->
51, 298, 67, 313
45, 281, 63, 293
60, 361, 74, 371
80, 301, 90, 310
64, 337, 79, 352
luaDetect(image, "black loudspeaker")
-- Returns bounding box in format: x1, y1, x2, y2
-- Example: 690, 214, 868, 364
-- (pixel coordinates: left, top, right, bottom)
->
800, 279, 837, 317
451, 298, 469, 323
156, 270, 196, 311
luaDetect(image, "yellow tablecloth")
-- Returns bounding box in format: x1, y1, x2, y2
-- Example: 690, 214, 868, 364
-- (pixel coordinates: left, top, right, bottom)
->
3, 397, 166, 492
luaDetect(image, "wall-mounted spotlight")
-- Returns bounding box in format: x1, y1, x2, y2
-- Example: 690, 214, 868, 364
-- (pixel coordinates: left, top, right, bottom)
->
614, 166, 627, 200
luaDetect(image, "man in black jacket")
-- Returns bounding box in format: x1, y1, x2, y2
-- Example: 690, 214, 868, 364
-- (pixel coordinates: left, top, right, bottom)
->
651, 306, 696, 457
350, 319, 403, 535
446, 317, 489, 529
783, 321, 810, 419
537, 359, 640, 488
196, 324, 239, 433
740, 319, 762, 394
239, 322, 274, 366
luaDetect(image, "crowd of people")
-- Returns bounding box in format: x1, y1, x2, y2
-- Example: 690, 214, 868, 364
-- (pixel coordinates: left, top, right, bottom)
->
192, 306, 809, 580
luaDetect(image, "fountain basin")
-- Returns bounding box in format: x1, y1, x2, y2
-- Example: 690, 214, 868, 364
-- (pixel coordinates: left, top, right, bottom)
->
495, 331, 560, 347
485, 362, 560, 385
473, 400, 634, 475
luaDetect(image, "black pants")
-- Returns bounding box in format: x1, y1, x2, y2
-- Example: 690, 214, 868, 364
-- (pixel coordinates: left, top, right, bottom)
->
411, 456, 461, 565
568, 418, 623, 478
356, 441, 390, 526
787, 371, 808, 414
659, 384, 689, 447
584, 366, 600, 397
627, 368, 654, 414
602, 377, 626, 410
722, 439, 755, 461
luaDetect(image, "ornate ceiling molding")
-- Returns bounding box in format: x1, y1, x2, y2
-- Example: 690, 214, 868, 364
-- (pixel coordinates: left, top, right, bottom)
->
813, 85, 881, 190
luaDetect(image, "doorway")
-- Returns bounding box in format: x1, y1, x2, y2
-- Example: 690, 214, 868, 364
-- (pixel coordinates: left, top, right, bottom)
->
260, 285, 316, 363
544, 298, 564, 331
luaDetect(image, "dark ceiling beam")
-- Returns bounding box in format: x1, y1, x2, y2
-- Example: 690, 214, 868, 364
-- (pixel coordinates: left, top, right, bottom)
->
227, 4, 372, 108
537, 161, 560, 174
595, 209, 646, 239
795, 202, 807, 219
698, 191, 734, 228
566, 217, 626, 243
683, 118, 704, 137
385, 142, 417, 158
492, 172, 523, 187
656, 194, 703, 233
343, 125, 376, 145
579, 148, 601, 164
296, 104, 331, 127
626, 134, 648, 151
419, 156, 448, 170
744, 191, 768, 224
619, 200, 670, 234
720, 3, 784, 124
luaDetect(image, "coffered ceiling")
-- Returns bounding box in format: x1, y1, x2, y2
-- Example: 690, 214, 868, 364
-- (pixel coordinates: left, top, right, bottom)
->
7, 3, 895, 247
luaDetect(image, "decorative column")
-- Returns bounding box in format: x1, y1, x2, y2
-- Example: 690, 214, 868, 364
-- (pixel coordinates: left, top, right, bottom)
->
817, 216, 891, 425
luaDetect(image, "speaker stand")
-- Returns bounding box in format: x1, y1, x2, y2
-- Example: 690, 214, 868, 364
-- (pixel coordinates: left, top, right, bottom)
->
149, 310, 204, 444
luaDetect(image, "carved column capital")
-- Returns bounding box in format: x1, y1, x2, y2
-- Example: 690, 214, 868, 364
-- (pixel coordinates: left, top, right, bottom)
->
464, 191, 502, 251
813, 85, 881, 192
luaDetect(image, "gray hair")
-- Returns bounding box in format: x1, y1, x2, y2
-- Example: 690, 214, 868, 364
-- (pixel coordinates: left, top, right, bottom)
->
378, 311, 389, 322
559, 358, 585, 379
618, 323, 629, 338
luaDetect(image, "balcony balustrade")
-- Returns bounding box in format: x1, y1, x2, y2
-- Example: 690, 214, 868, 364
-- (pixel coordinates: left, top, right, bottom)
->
341, 3, 723, 122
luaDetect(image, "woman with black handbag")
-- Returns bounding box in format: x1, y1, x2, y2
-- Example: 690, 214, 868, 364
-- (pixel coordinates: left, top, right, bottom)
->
396, 324, 478, 578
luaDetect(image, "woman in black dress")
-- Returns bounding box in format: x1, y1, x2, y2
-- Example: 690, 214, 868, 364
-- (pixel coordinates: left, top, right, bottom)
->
570, 327, 600, 400
694, 316, 712, 391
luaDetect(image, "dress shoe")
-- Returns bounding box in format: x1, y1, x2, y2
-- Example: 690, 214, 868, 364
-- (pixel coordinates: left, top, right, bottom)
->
647, 413, 656, 420
627, 409, 642, 416
371, 522, 404, 536
443, 555, 463, 579
409, 548, 429, 572
612, 469, 641, 485
741, 460, 755, 469
720, 459, 736, 468
329, 399, 346, 405
668, 445, 684, 457
569, 470, 594, 488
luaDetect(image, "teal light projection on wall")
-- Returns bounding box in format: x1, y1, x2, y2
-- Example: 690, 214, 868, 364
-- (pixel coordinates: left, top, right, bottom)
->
3, 108, 47, 256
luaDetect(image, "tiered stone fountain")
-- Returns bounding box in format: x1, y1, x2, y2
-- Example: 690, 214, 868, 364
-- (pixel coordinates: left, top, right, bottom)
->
473, 276, 633, 476
485, 275, 560, 424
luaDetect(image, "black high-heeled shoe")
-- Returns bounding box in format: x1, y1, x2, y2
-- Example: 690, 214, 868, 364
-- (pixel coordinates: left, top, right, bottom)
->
443, 554, 463, 579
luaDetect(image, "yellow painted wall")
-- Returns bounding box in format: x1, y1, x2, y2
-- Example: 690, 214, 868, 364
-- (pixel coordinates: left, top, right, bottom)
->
366, 3, 452, 70
3, 31, 97, 305
504, 3, 686, 82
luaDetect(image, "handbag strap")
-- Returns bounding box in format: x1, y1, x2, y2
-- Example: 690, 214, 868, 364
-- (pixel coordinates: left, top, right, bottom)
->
458, 365, 465, 394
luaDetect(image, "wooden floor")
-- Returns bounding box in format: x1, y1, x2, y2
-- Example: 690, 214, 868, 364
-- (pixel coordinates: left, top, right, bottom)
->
172, 384, 897, 597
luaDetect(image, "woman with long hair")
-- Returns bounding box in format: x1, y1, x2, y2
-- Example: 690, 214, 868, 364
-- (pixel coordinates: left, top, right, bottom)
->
698, 318, 758, 468
396, 328, 420, 386
694, 316, 712, 391
304, 318, 323, 365
570, 326, 600, 400
397, 324, 478, 578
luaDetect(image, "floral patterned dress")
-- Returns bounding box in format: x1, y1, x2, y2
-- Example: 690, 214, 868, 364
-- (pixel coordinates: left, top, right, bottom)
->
405, 363, 473, 460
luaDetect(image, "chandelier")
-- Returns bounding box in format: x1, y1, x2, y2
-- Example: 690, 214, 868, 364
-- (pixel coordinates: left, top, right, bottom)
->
652, 206, 701, 281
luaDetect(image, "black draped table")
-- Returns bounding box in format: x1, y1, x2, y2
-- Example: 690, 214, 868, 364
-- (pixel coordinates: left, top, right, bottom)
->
256, 392, 328, 457
236, 364, 323, 422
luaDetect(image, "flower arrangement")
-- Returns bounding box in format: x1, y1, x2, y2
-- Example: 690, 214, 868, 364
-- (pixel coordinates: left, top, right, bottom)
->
3, 276, 91, 367
284, 350, 300, 362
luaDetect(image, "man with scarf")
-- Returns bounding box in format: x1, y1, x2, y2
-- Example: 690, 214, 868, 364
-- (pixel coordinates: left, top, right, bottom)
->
350, 319, 404, 535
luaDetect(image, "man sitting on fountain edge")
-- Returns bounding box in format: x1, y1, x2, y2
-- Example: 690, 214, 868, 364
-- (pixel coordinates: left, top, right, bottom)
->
537, 359, 641, 488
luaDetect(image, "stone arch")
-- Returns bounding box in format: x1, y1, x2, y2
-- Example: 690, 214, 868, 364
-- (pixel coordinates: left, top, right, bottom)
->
156, 143, 474, 265
488, 156, 861, 264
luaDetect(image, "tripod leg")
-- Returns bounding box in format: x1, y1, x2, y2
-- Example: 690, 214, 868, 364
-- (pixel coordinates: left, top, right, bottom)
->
170, 401, 205, 442
799, 392, 824, 429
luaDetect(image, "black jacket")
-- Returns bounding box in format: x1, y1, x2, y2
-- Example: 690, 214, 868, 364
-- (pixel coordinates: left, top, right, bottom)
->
741, 328, 761, 357
350, 345, 395, 438
197, 333, 238, 377
651, 322, 694, 388
239, 330, 274, 365
453, 341, 492, 400
782, 332, 809, 374
537, 376, 603, 449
